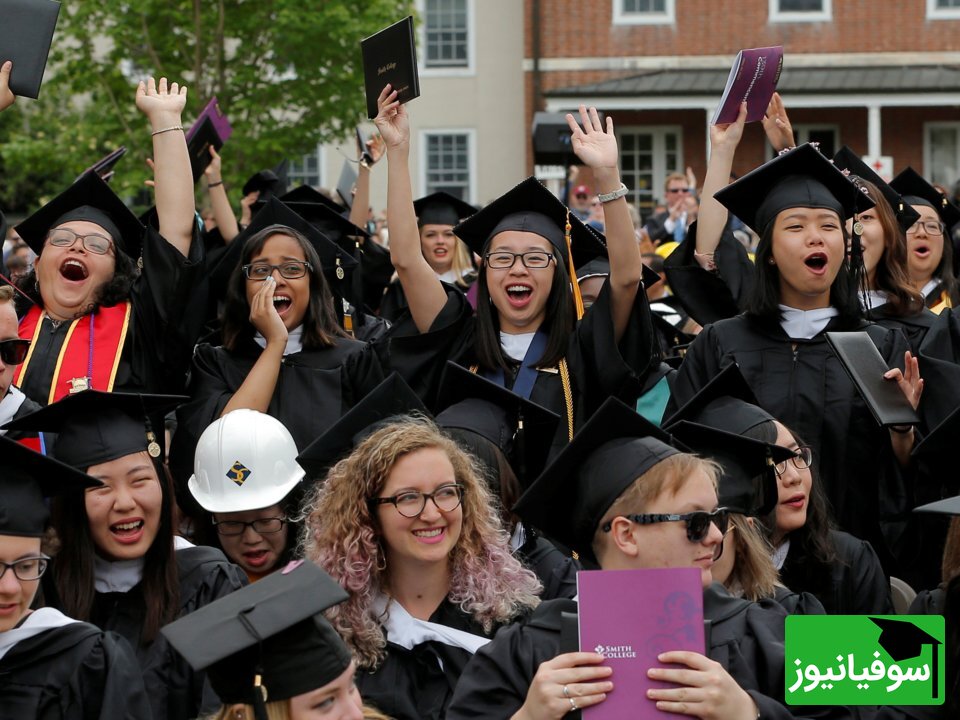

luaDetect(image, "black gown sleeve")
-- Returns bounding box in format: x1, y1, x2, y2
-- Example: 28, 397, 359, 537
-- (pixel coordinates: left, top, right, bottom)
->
64, 630, 153, 720
831, 531, 894, 615
662, 321, 726, 419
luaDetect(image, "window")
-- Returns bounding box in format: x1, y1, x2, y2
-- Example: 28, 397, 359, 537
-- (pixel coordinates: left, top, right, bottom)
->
769, 0, 831, 22
421, 0, 473, 73
421, 131, 474, 202
287, 145, 324, 188
613, 0, 675, 25
924, 123, 960, 189
928, 0, 960, 18
765, 125, 839, 161
616, 127, 683, 218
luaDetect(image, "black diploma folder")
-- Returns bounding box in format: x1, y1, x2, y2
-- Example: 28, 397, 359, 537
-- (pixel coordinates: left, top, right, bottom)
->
0, 0, 61, 99
825, 331, 920, 427
361, 16, 419, 119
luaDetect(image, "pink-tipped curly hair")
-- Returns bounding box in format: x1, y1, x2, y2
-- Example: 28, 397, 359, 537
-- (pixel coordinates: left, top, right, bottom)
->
302, 415, 542, 668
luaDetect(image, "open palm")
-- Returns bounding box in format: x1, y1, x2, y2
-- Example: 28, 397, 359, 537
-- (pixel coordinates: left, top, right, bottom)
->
136, 77, 187, 122
566, 105, 618, 169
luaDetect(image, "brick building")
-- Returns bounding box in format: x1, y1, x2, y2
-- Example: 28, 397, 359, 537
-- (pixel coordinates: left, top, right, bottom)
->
527, 0, 960, 218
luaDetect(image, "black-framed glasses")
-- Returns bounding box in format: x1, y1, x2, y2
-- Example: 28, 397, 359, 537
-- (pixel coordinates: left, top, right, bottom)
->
601, 507, 729, 543
213, 517, 287, 536
371, 483, 465, 518
906, 220, 945, 236
46, 228, 113, 255
0, 555, 50, 581
242, 261, 313, 280
484, 251, 555, 270
0, 338, 30, 365
774, 446, 813, 477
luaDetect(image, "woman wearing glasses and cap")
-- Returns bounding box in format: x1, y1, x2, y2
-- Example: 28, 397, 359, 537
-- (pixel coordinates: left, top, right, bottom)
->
373, 86, 655, 445
303, 415, 541, 720
10, 77, 205, 406
0, 436, 152, 719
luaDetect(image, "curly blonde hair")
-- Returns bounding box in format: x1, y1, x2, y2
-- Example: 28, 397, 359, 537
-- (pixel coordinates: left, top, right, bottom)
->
302, 415, 541, 668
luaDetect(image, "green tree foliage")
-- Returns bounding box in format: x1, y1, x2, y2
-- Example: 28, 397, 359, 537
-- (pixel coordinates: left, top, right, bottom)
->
0, 0, 412, 213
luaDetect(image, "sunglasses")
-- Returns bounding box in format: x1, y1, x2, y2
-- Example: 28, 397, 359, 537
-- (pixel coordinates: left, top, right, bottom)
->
0, 339, 30, 365
601, 507, 729, 543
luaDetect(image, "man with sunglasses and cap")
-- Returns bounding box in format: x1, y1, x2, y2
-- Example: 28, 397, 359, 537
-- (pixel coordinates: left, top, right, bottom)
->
0, 286, 40, 436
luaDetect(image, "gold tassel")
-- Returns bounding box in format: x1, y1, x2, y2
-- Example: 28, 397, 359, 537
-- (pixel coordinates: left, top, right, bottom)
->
565, 209, 585, 320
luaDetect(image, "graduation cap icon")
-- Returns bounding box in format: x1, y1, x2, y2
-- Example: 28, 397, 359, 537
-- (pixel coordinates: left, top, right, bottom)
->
869, 617, 943, 700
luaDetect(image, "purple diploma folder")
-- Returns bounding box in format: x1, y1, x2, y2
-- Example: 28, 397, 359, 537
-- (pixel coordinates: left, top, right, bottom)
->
186, 97, 233, 181
578, 568, 704, 719
711, 46, 783, 125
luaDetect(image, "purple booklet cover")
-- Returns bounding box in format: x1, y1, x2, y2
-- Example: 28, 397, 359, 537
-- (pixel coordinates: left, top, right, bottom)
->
187, 96, 233, 143
578, 568, 704, 719
711, 46, 783, 125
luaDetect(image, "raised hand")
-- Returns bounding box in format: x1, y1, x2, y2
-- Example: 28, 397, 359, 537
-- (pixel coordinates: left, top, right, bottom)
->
143, 157, 156, 188
135, 77, 187, 128
710, 101, 747, 154
885, 350, 924, 411
566, 105, 619, 170
249, 276, 289, 347
762, 92, 794, 152
374, 84, 409, 152
240, 191, 259, 226
366, 133, 386, 164
205, 145, 223, 183
0, 61, 15, 112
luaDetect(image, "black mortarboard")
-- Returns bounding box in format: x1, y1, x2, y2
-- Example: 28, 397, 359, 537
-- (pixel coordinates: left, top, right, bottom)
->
0, 435, 102, 537
666, 420, 793, 516
77, 147, 127, 185
662, 363, 771, 434
514, 397, 680, 563
335, 160, 358, 210
832, 146, 921, 233
575, 256, 661, 289
869, 617, 943, 700
15, 171, 146, 259
259, 186, 370, 247
890, 167, 960, 229
296, 373, 428, 477
911, 401, 960, 463
0, 208, 7, 243
4, 391, 186, 469
162, 560, 351, 710
413, 192, 476, 228
435, 362, 560, 487
242, 170, 285, 199
714, 143, 874, 239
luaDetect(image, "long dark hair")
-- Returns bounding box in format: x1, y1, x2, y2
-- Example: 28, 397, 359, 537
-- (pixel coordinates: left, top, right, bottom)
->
932, 221, 960, 307
746, 221, 861, 326
15, 248, 138, 318
473, 245, 573, 371
221, 225, 347, 352
50, 456, 180, 645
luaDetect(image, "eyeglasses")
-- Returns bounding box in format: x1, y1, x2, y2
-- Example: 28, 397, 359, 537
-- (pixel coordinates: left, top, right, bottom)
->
46, 228, 113, 255
906, 220, 945, 237
371, 483, 465, 518
666, 187, 691, 194
0, 338, 30, 365
484, 251, 555, 270
774, 446, 813, 477
242, 261, 313, 280
0, 555, 50, 581
601, 507, 729, 543
213, 517, 287, 536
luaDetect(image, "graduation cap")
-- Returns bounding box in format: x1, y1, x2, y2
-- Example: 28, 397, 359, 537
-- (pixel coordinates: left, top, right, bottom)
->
77, 147, 127, 185
869, 617, 943, 701
15, 171, 146, 259
513, 396, 680, 563
575, 256, 661, 290
242, 169, 286, 199
413, 191, 476, 228
4, 391, 187, 469
259, 186, 370, 246
186, 97, 233, 182
161, 560, 351, 716
714, 143, 874, 239
889, 167, 960, 229
0, 435, 102, 537
832, 146, 920, 234
435, 362, 560, 488
296, 373, 428, 478
335, 160, 358, 210
662, 363, 770, 434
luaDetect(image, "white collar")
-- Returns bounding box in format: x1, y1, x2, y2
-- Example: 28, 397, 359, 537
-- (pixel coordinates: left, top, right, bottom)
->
921, 279, 940, 298
778, 305, 838, 340
94, 555, 145, 593
0, 386, 28, 435
773, 538, 791, 570
861, 290, 889, 310
499, 331, 536, 362
253, 326, 303, 356
0, 608, 80, 661
372, 594, 490, 657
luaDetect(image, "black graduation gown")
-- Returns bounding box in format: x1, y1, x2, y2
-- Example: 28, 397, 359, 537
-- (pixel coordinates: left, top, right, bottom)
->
771, 585, 827, 616
357, 599, 505, 720
666, 314, 912, 577
374, 280, 656, 450
780, 530, 893, 616
515, 529, 580, 601
88, 545, 246, 720
0, 620, 151, 720
17, 226, 206, 404
446, 583, 854, 720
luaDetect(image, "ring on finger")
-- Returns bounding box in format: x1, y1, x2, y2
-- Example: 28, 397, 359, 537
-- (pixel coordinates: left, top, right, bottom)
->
562, 685, 571, 699
568, 697, 578, 711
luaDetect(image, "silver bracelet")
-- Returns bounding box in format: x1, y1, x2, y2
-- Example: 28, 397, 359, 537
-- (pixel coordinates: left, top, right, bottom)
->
597, 182, 629, 203
151, 124, 184, 136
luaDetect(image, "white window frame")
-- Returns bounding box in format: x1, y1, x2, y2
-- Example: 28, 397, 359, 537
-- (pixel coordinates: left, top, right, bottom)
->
923, 121, 960, 187
612, 0, 675, 26
768, 0, 831, 23
418, 128, 477, 204
286, 144, 325, 189
927, 0, 960, 19
615, 125, 684, 210
417, 0, 475, 77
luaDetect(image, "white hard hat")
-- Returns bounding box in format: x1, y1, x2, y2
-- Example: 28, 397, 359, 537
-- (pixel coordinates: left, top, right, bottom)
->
188, 409, 305, 513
